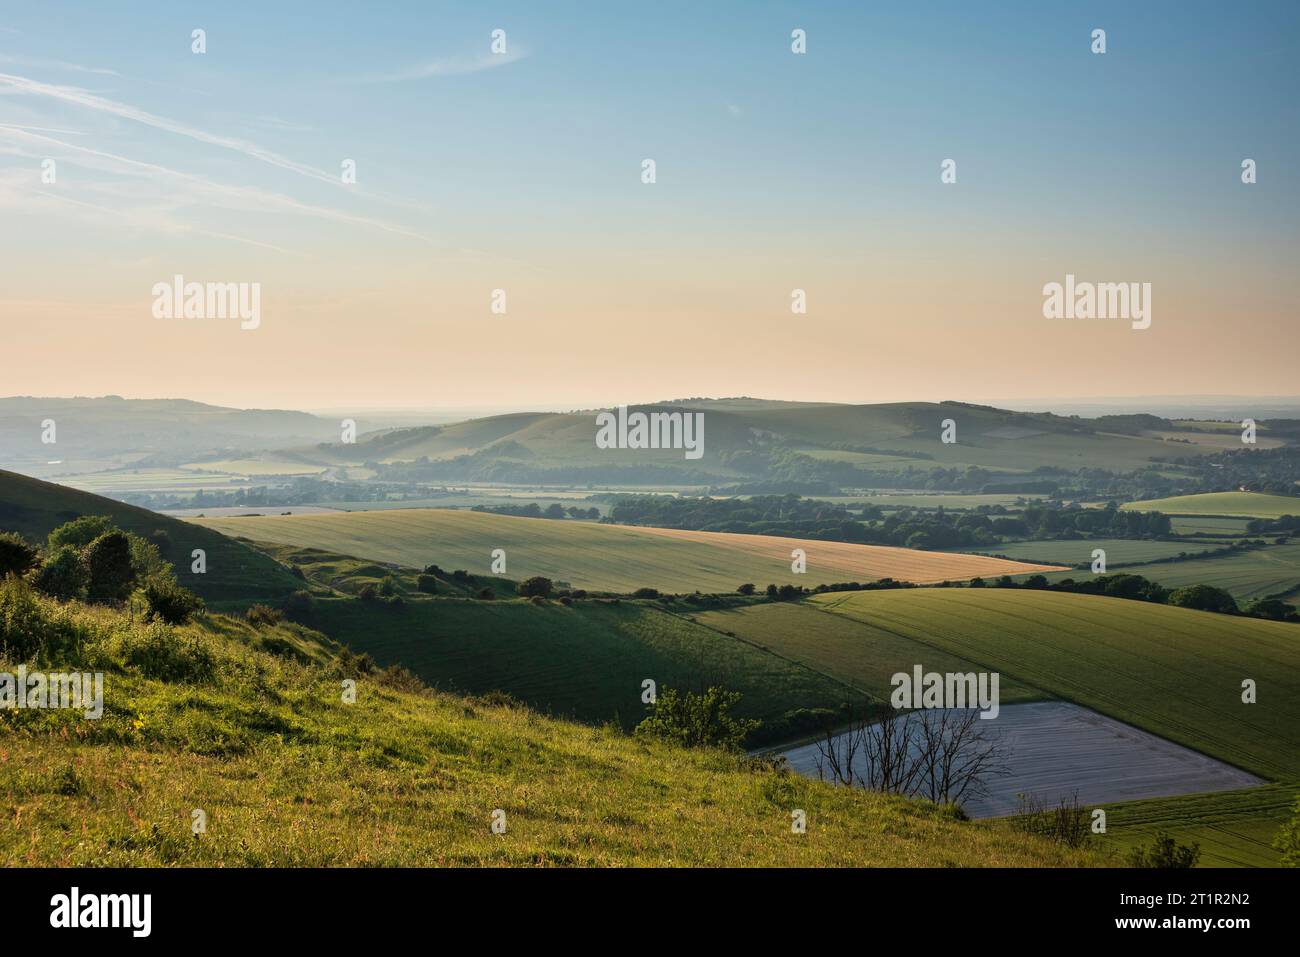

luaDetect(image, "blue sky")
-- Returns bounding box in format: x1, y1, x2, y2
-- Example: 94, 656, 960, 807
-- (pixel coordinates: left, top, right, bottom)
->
1, 1, 1296, 407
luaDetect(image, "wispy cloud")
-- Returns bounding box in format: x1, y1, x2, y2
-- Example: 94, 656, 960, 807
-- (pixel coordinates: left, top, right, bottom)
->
0, 125, 430, 242
359, 47, 526, 84
0, 54, 119, 76
0, 71, 343, 187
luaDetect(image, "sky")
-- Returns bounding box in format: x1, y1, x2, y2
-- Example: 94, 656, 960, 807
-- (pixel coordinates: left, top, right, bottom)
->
1, 1, 1296, 411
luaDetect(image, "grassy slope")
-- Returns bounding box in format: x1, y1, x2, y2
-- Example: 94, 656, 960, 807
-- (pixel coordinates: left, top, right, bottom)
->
0, 595, 1102, 867
1122, 491, 1300, 519
960, 538, 1224, 566
303, 596, 858, 745
0, 469, 301, 606
192, 508, 1058, 594
806, 589, 1300, 781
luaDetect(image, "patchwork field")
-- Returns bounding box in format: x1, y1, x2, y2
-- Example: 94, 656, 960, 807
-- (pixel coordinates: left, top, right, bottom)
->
1033, 543, 1300, 603
804, 589, 1300, 780
1122, 491, 1300, 519
191, 508, 1062, 594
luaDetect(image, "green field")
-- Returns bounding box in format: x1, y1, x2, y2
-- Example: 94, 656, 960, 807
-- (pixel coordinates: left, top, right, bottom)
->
1033, 543, 1300, 603
961, 538, 1223, 567
827, 493, 1047, 510
691, 601, 1040, 707
1123, 491, 1300, 520
798, 589, 1300, 780
304, 596, 857, 745
1169, 515, 1254, 536
193, 508, 1057, 594
1097, 785, 1297, 868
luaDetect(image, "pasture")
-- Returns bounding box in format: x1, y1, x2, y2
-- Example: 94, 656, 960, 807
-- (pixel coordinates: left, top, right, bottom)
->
1122, 491, 1300, 520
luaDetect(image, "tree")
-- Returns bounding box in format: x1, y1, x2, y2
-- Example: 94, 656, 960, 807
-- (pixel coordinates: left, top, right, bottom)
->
1127, 832, 1200, 868
83, 531, 135, 603
0, 532, 38, 578
47, 515, 114, 551
737, 583, 755, 595
1272, 795, 1300, 866
519, 576, 553, 598
1168, 584, 1238, 615
635, 686, 759, 750
32, 545, 86, 600
416, 574, 438, 594
632, 587, 660, 600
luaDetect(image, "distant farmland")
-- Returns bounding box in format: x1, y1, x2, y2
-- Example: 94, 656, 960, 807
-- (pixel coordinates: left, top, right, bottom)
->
191, 508, 1062, 594
1122, 491, 1300, 519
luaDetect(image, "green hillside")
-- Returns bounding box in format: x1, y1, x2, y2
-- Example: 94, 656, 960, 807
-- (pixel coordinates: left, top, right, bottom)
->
1122, 491, 1300, 519
0, 581, 1102, 867
285, 400, 1223, 480
0, 468, 301, 605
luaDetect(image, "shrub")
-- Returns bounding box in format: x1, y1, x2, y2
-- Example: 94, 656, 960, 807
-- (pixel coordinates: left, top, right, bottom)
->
416, 574, 437, 594
1127, 832, 1200, 868
529, 595, 546, 605
737, 583, 755, 595
559, 595, 572, 606
378, 576, 396, 597
47, 515, 113, 551
32, 545, 86, 601
246, 604, 284, 627
138, 576, 205, 625
0, 532, 38, 578
570, 589, 587, 600
1272, 795, 1300, 866
632, 587, 660, 600
113, 621, 216, 684
282, 590, 315, 621
519, 576, 553, 598
477, 587, 495, 601
358, 583, 379, 602
634, 686, 760, 751
83, 531, 135, 604
1169, 584, 1239, 615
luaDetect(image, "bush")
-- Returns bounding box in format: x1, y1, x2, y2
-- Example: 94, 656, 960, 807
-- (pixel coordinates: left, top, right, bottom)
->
246, 604, 284, 627
477, 587, 495, 601
32, 545, 87, 601
570, 589, 587, 600
358, 583, 379, 602
519, 576, 553, 598
83, 531, 136, 604
632, 587, 660, 600
416, 574, 438, 594
1168, 584, 1239, 615
47, 515, 113, 551
529, 595, 546, 605
1272, 795, 1300, 866
634, 686, 760, 750
1127, 832, 1200, 868
378, 576, 397, 597
282, 590, 315, 622
0, 532, 38, 578
737, 583, 755, 595
138, 576, 205, 625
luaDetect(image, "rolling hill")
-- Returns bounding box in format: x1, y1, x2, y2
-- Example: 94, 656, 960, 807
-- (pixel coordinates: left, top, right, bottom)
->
191, 507, 1063, 594
0, 468, 301, 605
0, 581, 1102, 867
1121, 491, 1300, 519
